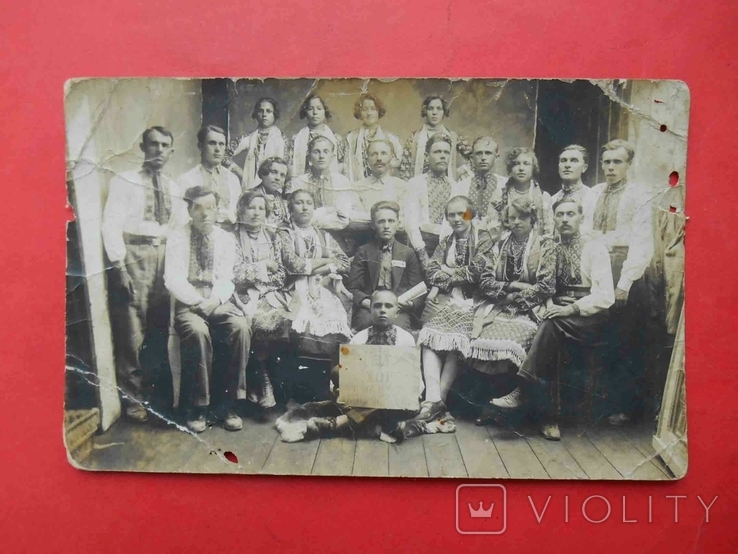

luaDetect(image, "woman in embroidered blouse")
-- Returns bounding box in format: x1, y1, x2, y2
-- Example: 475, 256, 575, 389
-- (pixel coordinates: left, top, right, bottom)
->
226, 97, 287, 189
399, 95, 471, 181
415, 196, 495, 421
490, 148, 555, 237
231, 190, 289, 410
465, 197, 556, 379
278, 189, 353, 360
251, 157, 291, 228
286, 94, 345, 178
343, 93, 403, 181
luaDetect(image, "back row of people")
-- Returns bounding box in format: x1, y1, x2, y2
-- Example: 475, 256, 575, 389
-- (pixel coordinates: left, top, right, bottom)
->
102, 120, 653, 441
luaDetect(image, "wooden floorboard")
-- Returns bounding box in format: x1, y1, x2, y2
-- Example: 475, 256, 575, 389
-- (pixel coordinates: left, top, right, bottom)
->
352, 440, 389, 477
486, 424, 549, 479
615, 425, 672, 479
312, 438, 356, 476
585, 426, 668, 480
262, 436, 320, 475
560, 426, 622, 480
389, 437, 428, 478
80, 414, 674, 481
526, 433, 588, 480
454, 420, 508, 478
423, 433, 467, 478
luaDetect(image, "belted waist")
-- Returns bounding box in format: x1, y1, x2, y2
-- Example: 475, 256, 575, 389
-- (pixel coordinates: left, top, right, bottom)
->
123, 232, 166, 246
610, 245, 629, 255
557, 285, 591, 299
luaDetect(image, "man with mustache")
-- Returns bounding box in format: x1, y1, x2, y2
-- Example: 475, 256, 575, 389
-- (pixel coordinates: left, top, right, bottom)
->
489, 197, 614, 440
165, 186, 251, 433
347, 139, 409, 224
178, 125, 242, 231
550, 144, 599, 235
404, 133, 455, 264
102, 126, 184, 422
591, 139, 654, 426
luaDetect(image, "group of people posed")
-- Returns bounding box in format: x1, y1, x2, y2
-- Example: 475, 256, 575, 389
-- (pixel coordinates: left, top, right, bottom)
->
101, 91, 654, 442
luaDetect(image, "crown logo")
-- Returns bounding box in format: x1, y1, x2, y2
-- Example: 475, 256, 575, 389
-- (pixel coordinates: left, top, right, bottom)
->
468, 501, 494, 518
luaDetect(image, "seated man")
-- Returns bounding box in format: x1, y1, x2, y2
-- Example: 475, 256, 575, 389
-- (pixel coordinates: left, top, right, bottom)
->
164, 186, 252, 433
347, 201, 424, 331
351, 290, 417, 346
489, 197, 614, 441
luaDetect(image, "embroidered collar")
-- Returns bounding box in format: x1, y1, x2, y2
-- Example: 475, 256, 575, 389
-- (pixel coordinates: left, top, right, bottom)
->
366, 325, 398, 346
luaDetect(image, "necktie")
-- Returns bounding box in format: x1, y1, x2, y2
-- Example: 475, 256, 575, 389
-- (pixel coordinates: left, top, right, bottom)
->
152, 170, 165, 224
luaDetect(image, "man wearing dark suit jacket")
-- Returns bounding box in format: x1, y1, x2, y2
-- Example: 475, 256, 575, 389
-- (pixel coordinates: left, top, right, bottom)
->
347, 201, 424, 331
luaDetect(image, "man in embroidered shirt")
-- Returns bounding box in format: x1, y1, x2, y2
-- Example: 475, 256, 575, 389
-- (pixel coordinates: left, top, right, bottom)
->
550, 145, 599, 235
102, 126, 183, 423
348, 139, 409, 223
177, 125, 242, 230
489, 197, 614, 441
592, 139, 654, 426
347, 201, 424, 331
321, 290, 416, 441
165, 186, 251, 433
451, 136, 508, 234
404, 133, 454, 259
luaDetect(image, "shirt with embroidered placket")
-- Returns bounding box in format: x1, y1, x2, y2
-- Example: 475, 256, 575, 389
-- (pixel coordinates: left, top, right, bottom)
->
554, 235, 615, 316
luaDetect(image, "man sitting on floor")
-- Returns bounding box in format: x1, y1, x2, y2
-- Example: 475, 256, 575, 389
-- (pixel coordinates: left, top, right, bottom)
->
347, 201, 424, 331
488, 197, 614, 441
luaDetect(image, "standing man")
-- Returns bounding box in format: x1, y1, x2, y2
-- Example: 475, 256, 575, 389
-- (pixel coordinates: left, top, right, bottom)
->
178, 125, 242, 231
164, 186, 251, 433
592, 139, 654, 425
404, 133, 455, 263
489, 198, 614, 440
451, 136, 508, 238
550, 145, 599, 235
347, 201, 424, 331
102, 126, 183, 422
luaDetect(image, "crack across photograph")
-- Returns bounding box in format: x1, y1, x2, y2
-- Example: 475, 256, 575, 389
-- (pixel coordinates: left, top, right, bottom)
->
64, 77, 688, 479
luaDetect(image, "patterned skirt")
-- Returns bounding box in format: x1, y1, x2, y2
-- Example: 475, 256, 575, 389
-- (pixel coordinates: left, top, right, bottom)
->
237, 294, 291, 344
418, 299, 540, 375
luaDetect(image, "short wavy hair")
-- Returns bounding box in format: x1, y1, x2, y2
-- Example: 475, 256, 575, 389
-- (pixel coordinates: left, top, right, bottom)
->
559, 144, 589, 165
502, 197, 538, 228
196, 125, 226, 145
257, 156, 291, 182
601, 139, 635, 163
307, 134, 335, 153
251, 97, 280, 121
505, 147, 540, 177
353, 93, 387, 120
370, 200, 401, 221
299, 94, 333, 121
425, 132, 453, 154
421, 95, 450, 118
237, 190, 271, 218
552, 197, 584, 215
142, 126, 174, 146
184, 185, 219, 209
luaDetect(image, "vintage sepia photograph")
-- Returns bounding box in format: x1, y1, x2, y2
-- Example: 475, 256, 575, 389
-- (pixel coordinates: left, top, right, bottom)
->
64, 77, 687, 479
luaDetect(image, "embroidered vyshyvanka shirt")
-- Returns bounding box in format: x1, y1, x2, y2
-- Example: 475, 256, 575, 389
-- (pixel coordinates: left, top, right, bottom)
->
350, 324, 416, 346
177, 164, 242, 225
404, 172, 454, 250
550, 181, 600, 236
590, 180, 654, 293
102, 167, 183, 263
227, 127, 286, 188
164, 223, 236, 305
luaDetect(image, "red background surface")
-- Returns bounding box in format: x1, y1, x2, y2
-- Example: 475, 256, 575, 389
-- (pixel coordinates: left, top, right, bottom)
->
1, 1, 735, 551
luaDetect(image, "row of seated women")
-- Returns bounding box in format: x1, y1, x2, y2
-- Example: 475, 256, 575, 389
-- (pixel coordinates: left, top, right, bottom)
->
232, 186, 560, 432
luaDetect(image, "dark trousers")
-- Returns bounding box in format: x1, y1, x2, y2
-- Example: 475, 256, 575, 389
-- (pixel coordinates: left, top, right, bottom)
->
518, 314, 608, 418
109, 241, 171, 405
174, 302, 250, 409
604, 278, 649, 418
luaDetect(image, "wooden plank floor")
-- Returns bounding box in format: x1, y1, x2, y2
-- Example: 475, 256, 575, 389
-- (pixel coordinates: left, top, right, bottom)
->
74, 412, 675, 480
